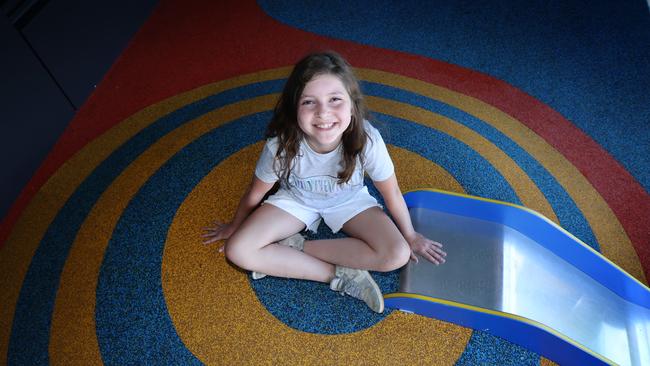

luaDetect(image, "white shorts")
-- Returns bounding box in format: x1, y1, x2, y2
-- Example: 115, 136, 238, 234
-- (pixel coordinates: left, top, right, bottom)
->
264, 187, 381, 233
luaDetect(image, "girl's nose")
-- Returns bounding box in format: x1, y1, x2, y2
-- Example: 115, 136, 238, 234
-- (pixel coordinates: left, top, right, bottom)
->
317, 104, 330, 117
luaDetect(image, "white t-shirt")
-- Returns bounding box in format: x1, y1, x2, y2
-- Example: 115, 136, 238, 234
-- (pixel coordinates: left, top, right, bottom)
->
255, 121, 394, 209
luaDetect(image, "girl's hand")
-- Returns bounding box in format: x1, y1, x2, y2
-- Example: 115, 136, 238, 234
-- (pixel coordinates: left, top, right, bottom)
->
408, 232, 446, 265
202, 221, 235, 253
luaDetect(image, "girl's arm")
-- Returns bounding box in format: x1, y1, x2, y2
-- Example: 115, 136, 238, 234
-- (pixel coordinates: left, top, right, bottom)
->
202, 176, 276, 247
374, 173, 446, 265
229, 176, 276, 231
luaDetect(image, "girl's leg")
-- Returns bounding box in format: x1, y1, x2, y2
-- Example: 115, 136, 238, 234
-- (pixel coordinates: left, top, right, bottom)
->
224, 204, 334, 283
228, 204, 386, 313
303, 206, 411, 272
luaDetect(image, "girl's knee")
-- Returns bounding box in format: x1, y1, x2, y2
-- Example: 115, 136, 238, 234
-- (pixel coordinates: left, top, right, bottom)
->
224, 238, 253, 270
376, 239, 410, 272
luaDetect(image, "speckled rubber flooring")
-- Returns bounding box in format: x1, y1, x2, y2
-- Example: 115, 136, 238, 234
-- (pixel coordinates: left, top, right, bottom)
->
1, 1, 649, 365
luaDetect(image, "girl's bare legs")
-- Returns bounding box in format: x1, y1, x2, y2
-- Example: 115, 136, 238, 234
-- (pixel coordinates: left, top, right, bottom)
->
226, 204, 389, 313
224, 204, 334, 283
303, 206, 411, 272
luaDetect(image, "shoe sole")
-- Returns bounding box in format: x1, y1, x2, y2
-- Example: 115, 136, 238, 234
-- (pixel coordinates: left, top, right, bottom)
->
357, 271, 384, 313
251, 271, 266, 280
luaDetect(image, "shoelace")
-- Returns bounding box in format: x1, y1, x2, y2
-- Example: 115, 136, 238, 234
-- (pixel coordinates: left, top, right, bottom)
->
340, 278, 364, 298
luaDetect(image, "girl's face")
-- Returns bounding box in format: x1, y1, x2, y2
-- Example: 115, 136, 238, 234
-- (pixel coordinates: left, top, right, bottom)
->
297, 74, 352, 154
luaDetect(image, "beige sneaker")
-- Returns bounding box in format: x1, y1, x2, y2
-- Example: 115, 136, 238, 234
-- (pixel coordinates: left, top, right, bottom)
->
251, 233, 305, 280
330, 265, 384, 313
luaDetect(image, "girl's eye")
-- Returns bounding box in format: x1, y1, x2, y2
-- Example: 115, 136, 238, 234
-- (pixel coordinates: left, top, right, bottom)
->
330, 97, 342, 103
301, 100, 314, 105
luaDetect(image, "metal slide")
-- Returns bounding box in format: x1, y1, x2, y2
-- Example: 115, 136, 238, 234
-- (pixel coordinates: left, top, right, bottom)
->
384, 190, 650, 366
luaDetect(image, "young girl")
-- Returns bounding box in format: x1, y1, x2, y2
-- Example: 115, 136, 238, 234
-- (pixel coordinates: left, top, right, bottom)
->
203, 51, 446, 313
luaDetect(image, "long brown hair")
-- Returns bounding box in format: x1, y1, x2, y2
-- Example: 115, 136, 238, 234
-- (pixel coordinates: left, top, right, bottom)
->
266, 51, 368, 184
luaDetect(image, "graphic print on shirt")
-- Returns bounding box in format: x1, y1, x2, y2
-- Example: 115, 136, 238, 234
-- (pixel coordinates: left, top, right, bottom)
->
288, 174, 338, 194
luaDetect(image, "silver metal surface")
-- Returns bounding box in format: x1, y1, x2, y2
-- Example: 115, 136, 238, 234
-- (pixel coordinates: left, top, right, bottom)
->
403, 207, 650, 366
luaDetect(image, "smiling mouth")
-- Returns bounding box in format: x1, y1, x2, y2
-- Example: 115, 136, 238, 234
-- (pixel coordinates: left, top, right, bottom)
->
315, 122, 336, 129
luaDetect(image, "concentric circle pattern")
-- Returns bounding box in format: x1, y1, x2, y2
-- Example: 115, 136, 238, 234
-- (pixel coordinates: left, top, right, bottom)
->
1, 67, 642, 365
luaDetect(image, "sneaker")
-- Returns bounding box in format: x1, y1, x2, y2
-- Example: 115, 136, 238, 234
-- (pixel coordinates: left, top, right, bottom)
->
251, 233, 306, 280
330, 265, 384, 313
250, 271, 267, 280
